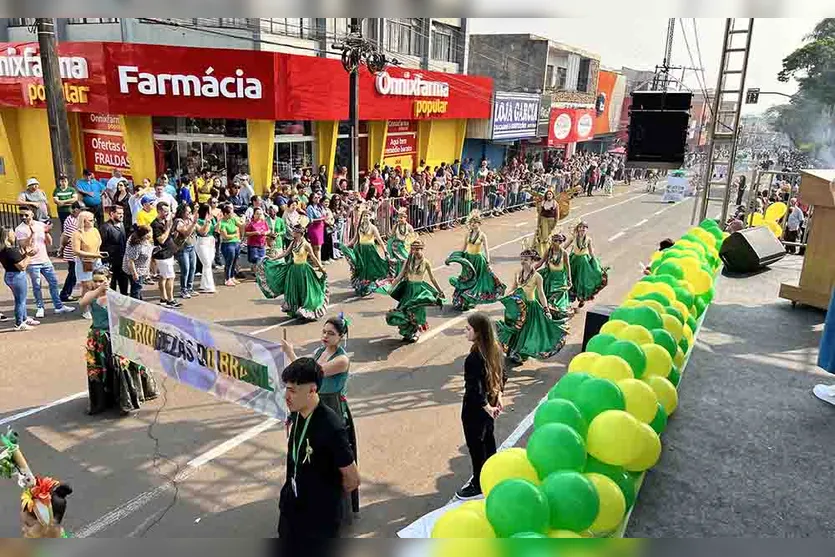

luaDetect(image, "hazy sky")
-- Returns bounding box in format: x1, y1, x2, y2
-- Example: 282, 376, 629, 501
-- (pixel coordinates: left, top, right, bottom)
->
469, 18, 819, 114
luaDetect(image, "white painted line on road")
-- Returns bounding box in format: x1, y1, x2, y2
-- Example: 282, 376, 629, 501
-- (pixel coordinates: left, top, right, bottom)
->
514, 221, 529, 228
0, 391, 87, 427
417, 312, 471, 344
654, 209, 664, 215
250, 295, 364, 336
635, 218, 649, 227
608, 231, 625, 242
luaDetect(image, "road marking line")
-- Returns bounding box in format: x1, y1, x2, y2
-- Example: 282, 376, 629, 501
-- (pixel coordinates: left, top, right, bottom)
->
0, 391, 87, 427
250, 295, 364, 335
608, 231, 625, 242
514, 221, 529, 228
635, 218, 649, 227
416, 312, 471, 344
654, 209, 664, 215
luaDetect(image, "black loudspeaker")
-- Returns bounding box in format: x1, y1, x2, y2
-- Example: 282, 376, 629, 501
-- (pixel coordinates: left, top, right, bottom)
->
582, 305, 616, 351
719, 226, 787, 273
627, 91, 692, 169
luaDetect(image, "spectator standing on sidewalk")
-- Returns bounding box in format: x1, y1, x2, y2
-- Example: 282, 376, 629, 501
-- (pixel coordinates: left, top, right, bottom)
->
59, 202, 83, 303
194, 203, 218, 294
71, 211, 102, 319
784, 198, 805, 254
173, 204, 199, 299
123, 225, 154, 300
1, 225, 38, 331
15, 208, 75, 319
52, 175, 78, 230
75, 170, 105, 226
100, 206, 129, 295
17, 178, 51, 223
151, 202, 181, 308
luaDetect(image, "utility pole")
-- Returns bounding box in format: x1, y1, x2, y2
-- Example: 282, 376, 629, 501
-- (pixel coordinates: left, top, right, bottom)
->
349, 17, 361, 192
36, 18, 76, 184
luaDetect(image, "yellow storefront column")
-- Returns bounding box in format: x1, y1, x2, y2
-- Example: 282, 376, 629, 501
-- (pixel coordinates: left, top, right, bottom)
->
417, 120, 432, 169
120, 115, 157, 184
246, 119, 276, 195
417, 118, 468, 170
315, 121, 339, 192
67, 112, 86, 181
0, 109, 24, 205
16, 109, 57, 213
367, 120, 388, 170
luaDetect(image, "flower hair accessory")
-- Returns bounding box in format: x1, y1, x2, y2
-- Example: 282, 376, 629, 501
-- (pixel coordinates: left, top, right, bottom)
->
337, 311, 352, 348
21, 476, 60, 526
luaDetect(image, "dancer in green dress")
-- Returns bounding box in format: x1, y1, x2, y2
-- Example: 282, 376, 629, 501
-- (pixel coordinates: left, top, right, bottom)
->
341, 208, 393, 296
386, 239, 445, 342
564, 220, 609, 307
535, 231, 573, 319
255, 219, 329, 320
387, 208, 416, 275
446, 210, 506, 310
497, 242, 568, 364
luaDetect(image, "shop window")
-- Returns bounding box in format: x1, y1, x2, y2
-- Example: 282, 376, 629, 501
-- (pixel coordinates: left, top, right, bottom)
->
276, 121, 312, 137
556, 67, 568, 90
338, 121, 369, 136
7, 18, 36, 27
67, 18, 119, 24
274, 141, 314, 182
577, 58, 591, 93
326, 18, 350, 40
186, 18, 250, 29
385, 18, 422, 57
545, 65, 554, 89
265, 18, 315, 39
153, 117, 247, 138
431, 23, 458, 63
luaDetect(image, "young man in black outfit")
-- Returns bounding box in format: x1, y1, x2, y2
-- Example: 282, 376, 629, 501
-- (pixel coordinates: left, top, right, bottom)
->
278, 358, 359, 551
100, 205, 129, 294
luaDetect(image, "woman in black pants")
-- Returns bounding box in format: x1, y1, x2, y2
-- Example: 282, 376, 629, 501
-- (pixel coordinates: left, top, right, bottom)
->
456, 311, 506, 500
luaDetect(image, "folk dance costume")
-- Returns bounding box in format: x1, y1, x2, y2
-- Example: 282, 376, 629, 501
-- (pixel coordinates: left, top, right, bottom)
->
565, 221, 609, 306
535, 190, 560, 257
386, 239, 445, 342
387, 208, 417, 276
536, 232, 573, 319
446, 210, 506, 310
256, 219, 329, 320
497, 243, 568, 363
341, 209, 394, 297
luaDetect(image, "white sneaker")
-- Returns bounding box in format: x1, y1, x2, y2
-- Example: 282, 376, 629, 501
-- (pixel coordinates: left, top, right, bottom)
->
35, 307, 45, 318
813, 384, 835, 406
14, 322, 33, 331
25, 318, 40, 326
82, 310, 92, 320
55, 305, 76, 314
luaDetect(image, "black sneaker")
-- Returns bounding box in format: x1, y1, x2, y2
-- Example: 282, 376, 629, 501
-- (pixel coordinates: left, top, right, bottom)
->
455, 481, 482, 501
168, 299, 183, 308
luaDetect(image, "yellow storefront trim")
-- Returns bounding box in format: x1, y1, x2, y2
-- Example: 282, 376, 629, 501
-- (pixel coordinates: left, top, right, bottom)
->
246, 119, 276, 195
315, 121, 339, 192
367, 120, 388, 170
416, 118, 467, 171
120, 115, 156, 184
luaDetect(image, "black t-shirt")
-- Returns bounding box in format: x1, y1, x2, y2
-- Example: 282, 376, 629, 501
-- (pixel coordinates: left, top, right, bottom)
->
462, 350, 508, 413
280, 403, 354, 534
0, 246, 24, 273
151, 218, 176, 260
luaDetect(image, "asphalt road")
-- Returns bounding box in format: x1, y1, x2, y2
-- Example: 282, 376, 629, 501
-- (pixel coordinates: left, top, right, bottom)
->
0, 182, 699, 538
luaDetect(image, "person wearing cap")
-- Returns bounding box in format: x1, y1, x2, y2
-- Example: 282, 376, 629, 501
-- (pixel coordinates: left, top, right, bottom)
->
134, 195, 158, 228
52, 174, 78, 230
18, 178, 50, 223
386, 239, 444, 342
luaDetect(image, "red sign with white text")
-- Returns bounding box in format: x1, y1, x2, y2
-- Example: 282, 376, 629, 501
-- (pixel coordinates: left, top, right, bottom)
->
548, 107, 596, 146
385, 133, 417, 157
80, 112, 122, 133
83, 131, 131, 176
388, 119, 415, 133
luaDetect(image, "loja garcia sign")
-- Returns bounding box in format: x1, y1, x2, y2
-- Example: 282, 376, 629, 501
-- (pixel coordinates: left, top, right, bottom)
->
491, 91, 540, 140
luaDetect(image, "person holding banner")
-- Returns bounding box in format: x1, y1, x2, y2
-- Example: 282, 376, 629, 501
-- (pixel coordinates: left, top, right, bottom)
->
80, 266, 158, 415
445, 209, 506, 311
387, 208, 417, 276
564, 220, 609, 308
19, 477, 74, 538
341, 208, 393, 297
280, 314, 359, 515
256, 219, 329, 321
535, 231, 573, 319
386, 239, 445, 342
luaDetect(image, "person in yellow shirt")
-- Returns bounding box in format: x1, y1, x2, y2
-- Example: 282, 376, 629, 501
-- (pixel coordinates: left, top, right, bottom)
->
135, 196, 157, 228
196, 170, 213, 204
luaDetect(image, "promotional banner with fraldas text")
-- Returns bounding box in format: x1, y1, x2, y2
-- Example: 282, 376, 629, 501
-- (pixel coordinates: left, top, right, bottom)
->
107, 292, 289, 420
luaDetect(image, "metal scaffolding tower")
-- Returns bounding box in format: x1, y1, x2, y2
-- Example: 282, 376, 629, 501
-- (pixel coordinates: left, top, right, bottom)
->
696, 18, 754, 224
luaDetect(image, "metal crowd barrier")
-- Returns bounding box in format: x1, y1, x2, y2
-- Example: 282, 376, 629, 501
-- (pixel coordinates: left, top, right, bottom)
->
0, 202, 21, 230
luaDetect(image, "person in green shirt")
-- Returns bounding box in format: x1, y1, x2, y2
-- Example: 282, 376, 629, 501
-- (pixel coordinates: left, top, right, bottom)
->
218, 204, 243, 286
266, 204, 286, 255
52, 174, 78, 230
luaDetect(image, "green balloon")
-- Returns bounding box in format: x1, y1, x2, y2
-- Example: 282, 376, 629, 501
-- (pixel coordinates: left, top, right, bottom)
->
610, 307, 636, 323
649, 403, 668, 434
486, 479, 550, 537
640, 274, 665, 284
668, 366, 682, 387
699, 287, 715, 305
534, 399, 588, 437
699, 218, 720, 230
583, 456, 637, 509
650, 273, 682, 291
549, 372, 592, 401
527, 423, 587, 478
541, 471, 600, 531
651, 329, 677, 359
635, 292, 671, 307
628, 305, 664, 330
686, 315, 698, 334
672, 286, 695, 308
665, 306, 685, 325
604, 339, 647, 377
655, 260, 685, 280
694, 296, 707, 317
678, 337, 690, 354
510, 532, 548, 538
571, 377, 625, 422
587, 333, 618, 354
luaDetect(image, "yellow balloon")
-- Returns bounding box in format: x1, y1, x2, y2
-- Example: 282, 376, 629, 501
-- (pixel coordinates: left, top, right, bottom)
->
765, 201, 787, 222
590, 355, 634, 382
676, 257, 704, 280
688, 269, 713, 296
676, 239, 707, 258
601, 319, 629, 336
459, 500, 487, 518
676, 279, 695, 295
644, 376, 679, 415
628, 282, 655, 299
674, 347, 685, 370
646, 282, 677, 302
641, 343, 673, 378
669, 300, 691, 321
624, 422, 663, 472
689, 227, 717, 249
618, 324, 654, 346
662, 314, 684, 342
617, 378, 658, 423
630, 298, 666, 316
767, 221, 783, 238
749, 212, 765, 227
682, 323, 694, 348
621, 298, 641, 308
433, 539, 499, 557
548, 529, 583, 538
569, 351, 602, 373
432, 508, 496, 538
480, 449, 539, 496
585, 473, 627, 534
650, 250, 665, 262
587, 410, 644, 466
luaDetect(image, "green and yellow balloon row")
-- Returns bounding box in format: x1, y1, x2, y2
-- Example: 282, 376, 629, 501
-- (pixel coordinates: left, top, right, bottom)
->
431, 220, 726, 541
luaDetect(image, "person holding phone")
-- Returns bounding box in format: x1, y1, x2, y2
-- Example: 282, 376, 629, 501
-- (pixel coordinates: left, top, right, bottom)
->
71, 211, 104, 320
1, 226, 37, 330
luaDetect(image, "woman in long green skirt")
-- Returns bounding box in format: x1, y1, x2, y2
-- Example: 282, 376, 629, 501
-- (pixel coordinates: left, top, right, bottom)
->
341, 209, 393, 296
497, 244, 568, 364
446, 210, 506, 310
535, 232, 573, 319
386, 239, 445, 342
564, 220, 609, 307
387, 208, 416, 276
255, 220, 329, 320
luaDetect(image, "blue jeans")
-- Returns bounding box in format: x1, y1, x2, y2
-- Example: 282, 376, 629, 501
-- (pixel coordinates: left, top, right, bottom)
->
130, 276, 143, 300
4, 271, 29, 326
60, 260, 76, 301
176, 245, 197, 293
26, 263, 64, 310
221, 242, 241, 282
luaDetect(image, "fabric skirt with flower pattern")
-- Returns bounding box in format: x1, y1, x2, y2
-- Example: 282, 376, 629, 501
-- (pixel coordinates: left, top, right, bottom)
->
569, 253, 609, 302
539, 265, 572, 318
496, 288, 568, 362
255, 259, 329, 320
386, 238, 410, 276
385, 280, 443, 340
341, 243, 393, 297
86, 328, 158, 414
446, 250, 506, 310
